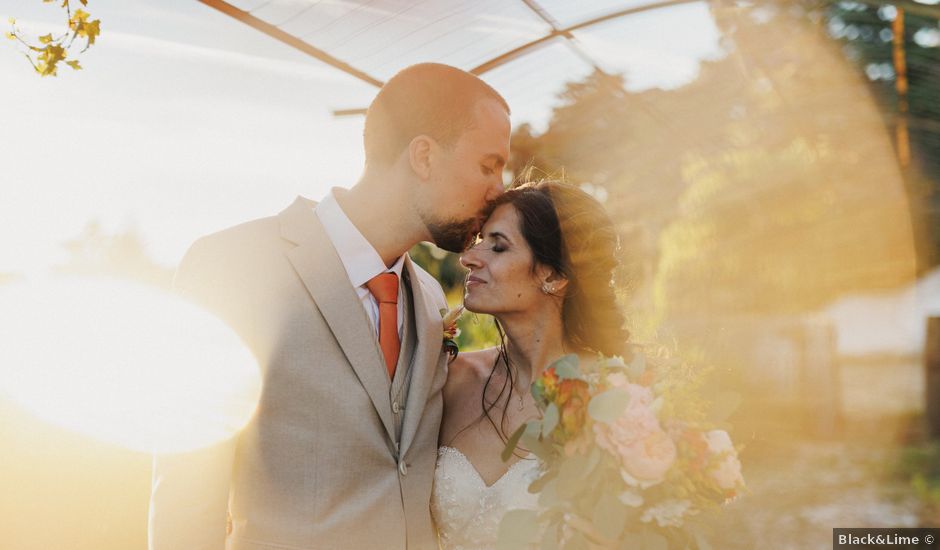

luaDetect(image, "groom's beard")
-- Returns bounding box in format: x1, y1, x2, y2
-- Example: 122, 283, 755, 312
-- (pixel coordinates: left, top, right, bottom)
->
428, 217, 479, 253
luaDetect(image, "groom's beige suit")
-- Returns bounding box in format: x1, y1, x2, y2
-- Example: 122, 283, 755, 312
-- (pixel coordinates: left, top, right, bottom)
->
149, 195, 449, 550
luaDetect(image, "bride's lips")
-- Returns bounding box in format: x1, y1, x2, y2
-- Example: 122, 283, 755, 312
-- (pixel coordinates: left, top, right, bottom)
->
466, 275, 486, 288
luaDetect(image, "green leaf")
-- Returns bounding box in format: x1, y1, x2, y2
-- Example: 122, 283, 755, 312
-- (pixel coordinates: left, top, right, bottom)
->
520, 420, 549, 460
540, 524, 560, 550
542, 402, 559, 437
495, 509, 539, 550
502, 423, 526, 462
692, 527, 715, 550
562, 530, 589, 550
528, 469, 556, 494
593, 492, 627, 540
537, 478, 561, 508
556, 452, 590, 499
626, 351, 646, 380
588, 388, 630, 423
707, 391, 742, 423
549, 354, 581, 379
619, 531, 645, 549
641, 529, 669, 550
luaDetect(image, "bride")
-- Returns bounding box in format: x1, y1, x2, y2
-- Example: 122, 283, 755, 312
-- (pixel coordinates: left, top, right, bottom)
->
432, 180, 628, 549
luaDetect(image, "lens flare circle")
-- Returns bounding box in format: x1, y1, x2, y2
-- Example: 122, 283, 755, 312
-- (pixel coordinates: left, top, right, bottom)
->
0, 276, 261, 454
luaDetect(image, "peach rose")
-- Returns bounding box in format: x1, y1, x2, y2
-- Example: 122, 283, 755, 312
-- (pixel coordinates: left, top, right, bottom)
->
594, 382, 676, 484
704, 429, 744, 491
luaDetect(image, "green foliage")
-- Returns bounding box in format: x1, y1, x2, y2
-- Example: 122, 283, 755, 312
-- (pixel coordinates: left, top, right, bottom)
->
825, 0, 940, 265
894, 441, 940, 507
6, 0, 100, 77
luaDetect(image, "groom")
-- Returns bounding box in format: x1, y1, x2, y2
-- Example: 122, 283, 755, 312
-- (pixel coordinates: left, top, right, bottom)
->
148, 63, 510, 550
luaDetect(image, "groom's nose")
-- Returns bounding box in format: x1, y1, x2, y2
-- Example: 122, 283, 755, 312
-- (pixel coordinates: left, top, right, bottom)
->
484, 175, 505, 202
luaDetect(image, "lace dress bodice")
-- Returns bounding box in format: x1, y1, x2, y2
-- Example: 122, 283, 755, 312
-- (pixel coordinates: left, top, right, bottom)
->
431, 446, 539, 550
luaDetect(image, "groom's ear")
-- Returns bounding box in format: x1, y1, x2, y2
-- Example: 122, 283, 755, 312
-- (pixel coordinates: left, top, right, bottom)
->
408, 135, 434, 181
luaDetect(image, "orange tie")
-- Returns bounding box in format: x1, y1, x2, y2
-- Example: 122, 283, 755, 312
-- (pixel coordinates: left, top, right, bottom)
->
366, 273, 400, 379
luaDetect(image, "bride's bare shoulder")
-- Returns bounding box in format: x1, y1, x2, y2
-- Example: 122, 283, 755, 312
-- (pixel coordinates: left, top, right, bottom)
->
444, 348, 499, 398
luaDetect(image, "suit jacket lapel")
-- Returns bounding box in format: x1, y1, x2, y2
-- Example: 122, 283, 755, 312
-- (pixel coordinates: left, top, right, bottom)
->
399, 254, 444, 456
279, 197, 396, 444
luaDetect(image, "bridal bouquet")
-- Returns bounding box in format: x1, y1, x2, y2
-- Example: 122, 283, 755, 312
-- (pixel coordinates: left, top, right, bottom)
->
497, 350, 744, 549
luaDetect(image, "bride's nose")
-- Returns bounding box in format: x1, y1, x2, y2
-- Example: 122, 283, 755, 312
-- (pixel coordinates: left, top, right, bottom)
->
459, 248, 482, 270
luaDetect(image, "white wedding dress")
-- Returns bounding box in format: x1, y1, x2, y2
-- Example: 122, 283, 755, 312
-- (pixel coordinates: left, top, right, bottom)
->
431, 446, 540, 550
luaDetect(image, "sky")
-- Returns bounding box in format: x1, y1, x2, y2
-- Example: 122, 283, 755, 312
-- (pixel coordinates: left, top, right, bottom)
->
0, 0, 724, 273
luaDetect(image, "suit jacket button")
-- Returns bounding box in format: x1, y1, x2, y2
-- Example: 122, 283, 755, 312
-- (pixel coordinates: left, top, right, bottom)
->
398, 461, 408, 476
392, 401, 400, 414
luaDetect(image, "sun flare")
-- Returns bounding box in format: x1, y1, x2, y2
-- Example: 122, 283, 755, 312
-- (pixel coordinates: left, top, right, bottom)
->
0, 276, 261, 454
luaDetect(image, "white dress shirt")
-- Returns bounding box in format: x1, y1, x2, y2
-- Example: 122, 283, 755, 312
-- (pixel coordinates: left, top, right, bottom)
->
315, 189, 405, 340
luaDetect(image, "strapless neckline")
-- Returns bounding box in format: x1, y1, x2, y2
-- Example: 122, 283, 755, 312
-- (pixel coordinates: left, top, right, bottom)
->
432, 445, 540, 550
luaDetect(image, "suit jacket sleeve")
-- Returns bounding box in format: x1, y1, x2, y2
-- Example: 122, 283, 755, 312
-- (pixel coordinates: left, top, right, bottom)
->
148, 237, 238, 550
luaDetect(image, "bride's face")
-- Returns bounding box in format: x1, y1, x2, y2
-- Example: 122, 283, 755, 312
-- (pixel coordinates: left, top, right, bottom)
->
459, 204, 549, 315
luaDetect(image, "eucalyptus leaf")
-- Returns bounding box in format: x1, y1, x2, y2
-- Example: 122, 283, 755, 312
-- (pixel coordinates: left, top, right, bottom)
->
588, 388, 631, 423
550, 354, 582, 379
496, 509, 539, 550
538, 478, 560, 508
562, 530, 589, 550
521, 420, 550, 460
626, 350, 646, 379
592, 492, 627, 541
556, 453, 589, 499
692, 527, 715, 550
620, 531, 644, 550
540, 524, 560, 550
502, 423, 527, 462
707, 391, 743, 423
528, 469, 556, 494
641, 529, 669, 550
542, 402, 560, 437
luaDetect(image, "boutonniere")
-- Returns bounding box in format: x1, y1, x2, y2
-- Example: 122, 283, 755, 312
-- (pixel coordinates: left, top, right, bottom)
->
440, 305, 463, 360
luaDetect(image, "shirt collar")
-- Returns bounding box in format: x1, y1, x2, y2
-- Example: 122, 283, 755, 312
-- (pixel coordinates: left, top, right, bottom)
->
315, 188, 406, 289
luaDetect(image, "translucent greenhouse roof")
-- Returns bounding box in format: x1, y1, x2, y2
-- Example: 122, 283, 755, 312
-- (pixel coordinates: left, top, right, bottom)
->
198, 0, 726, 126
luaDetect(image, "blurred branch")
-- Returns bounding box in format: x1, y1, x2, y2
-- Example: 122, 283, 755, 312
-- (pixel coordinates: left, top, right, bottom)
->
5, 0, 100, 77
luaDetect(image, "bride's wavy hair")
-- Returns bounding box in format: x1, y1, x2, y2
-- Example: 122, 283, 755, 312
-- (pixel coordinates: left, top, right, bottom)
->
477, 177, 630, 447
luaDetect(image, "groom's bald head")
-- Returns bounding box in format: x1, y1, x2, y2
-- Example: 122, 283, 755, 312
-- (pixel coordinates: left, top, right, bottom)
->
363, 63, 510, 168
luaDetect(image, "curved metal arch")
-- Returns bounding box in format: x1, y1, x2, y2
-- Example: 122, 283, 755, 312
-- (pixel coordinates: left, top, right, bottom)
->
199, 0, 710, 93
470, 0, 701, 76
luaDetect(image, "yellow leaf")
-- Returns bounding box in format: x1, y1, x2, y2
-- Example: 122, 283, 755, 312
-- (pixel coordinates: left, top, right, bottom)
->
4, 32, 14, 41
66, 59, 81, 70
39, 33, 53, 44
84, 19, 100, 46
8, 17, 15, 24
36, 44, 65, 77
80, 0, 88, 4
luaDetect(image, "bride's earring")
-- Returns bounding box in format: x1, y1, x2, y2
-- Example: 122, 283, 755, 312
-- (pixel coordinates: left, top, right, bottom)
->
541, 283, 554, 294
